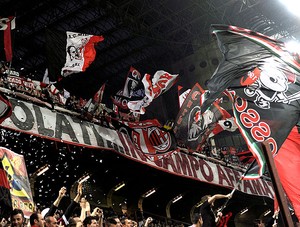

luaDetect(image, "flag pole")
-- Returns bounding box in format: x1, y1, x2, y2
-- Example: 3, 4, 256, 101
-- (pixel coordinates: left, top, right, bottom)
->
261, 141, 294, 227
217, 160, 257, 212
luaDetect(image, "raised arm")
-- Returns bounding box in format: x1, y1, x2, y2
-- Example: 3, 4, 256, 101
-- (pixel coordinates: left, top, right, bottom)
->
207, 193, 231, 205
46, 186, 66, 217
91, 208, 104, 227
74, 183, 82, 203
63, 183, 83, 223
53, 187, 67, 207
144, 217, 153, 227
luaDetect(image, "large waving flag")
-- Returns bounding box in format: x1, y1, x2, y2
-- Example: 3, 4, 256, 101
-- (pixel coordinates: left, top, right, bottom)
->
174, 83, 225, 151
111, 67, 144, 121
46, 29, 104, 80
201, 25, 300, 180
0, 16, 15, 62
127, 70, 178, 114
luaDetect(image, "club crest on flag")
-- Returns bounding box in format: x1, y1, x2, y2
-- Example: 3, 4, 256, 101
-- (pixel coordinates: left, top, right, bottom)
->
111, 119, 177, 157
148, 127, 172, 152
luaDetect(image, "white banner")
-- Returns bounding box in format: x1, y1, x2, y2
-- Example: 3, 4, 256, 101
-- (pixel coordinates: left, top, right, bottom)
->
1, 97, 274, 198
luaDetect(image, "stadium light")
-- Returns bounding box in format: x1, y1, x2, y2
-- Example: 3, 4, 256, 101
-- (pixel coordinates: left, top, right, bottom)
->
36, 164, 50, 176
240, 208, 248, 215
172, 194, 183, 204
143, 188, 156, 198
114, 182, 125, 191
264, 209, 271, 216
279, 0, 300, 18
195, 201, 203, 208
285, 40, 300, 54
78, 174, 90, 184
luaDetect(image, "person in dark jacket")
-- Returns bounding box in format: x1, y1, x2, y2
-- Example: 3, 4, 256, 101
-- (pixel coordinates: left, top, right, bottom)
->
200, 193, 231, 227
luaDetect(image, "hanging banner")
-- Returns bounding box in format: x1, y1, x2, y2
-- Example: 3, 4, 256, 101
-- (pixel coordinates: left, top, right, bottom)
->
0, 147, 34, 217
0, 97, 274, 198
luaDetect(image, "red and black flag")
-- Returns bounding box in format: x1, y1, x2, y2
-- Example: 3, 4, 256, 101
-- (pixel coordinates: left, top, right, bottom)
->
46, 29, 104, 80
0, 16, 15, 62
201, 24, 300, 180
173, 83, 224, 151
111, 90, 130, 111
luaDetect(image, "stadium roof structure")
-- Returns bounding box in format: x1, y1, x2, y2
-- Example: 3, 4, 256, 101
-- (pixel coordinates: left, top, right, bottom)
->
1, 0, 300, 99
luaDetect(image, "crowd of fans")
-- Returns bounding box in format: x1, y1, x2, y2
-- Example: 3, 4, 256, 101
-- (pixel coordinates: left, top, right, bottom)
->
0, 182, 189, 227
0, 185, 280, 227
14, 176, 275, 227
